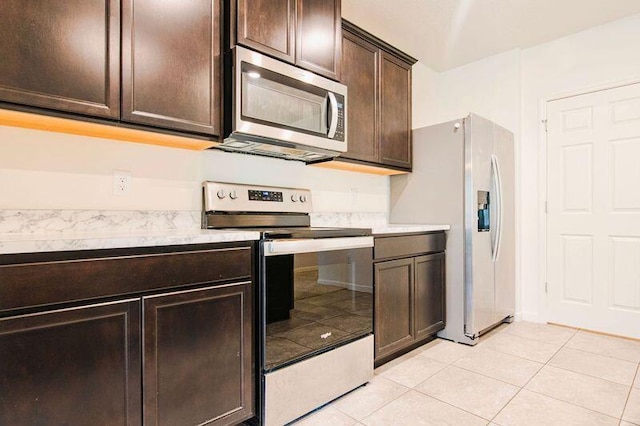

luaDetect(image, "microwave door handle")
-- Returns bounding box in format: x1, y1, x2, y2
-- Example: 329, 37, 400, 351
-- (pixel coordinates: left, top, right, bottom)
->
327, 92, 338, 139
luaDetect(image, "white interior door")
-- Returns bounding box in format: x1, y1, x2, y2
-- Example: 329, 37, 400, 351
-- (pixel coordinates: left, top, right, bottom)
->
547, 83, 640, 339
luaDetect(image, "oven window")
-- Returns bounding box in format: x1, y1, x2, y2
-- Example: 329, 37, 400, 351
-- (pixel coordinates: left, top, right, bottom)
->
264, 247, 373, 371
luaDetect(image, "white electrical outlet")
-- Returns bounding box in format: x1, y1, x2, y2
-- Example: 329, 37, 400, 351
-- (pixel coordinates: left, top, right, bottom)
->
112, 170, 132, 195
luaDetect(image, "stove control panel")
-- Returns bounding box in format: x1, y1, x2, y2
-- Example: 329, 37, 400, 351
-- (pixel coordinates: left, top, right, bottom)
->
203, 181, 312, 213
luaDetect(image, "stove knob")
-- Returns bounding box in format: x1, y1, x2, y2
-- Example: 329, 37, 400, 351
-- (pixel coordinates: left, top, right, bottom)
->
229, 190, 238, 200
216, 189, 227, 199
291, 194, 299, 202
300, 195, 307, 203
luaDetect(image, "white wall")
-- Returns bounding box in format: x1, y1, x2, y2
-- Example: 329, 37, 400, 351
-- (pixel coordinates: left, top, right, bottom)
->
412, 49, 522, 132
409, 13, 640, 321
519, 13, 640, 321
348, 8, 640, 323
0, 125, 388, 213
411, 49, 524, 317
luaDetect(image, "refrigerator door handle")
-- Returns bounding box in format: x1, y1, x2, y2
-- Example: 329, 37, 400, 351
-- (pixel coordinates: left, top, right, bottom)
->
491, 154, 503, 262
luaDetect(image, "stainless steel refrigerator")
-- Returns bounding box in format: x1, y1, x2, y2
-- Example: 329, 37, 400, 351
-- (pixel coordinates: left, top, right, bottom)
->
390, 113, 515, 345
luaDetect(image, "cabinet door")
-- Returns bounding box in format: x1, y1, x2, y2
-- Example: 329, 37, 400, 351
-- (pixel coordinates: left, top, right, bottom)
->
122, 0, 221, 135
0, 300, 141, 426
414, 253, 446, 340
340, 30, 379, 163
237, 0, 295, 63
374, 258, 414, 361
380, 51, 412, 169
296, 0, 341, 80
0, 0, 120, 118
143, 282, 253, 426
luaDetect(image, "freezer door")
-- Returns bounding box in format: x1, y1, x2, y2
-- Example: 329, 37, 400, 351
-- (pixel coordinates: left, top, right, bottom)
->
464, 114, 496, 336
493, 125, 516, 323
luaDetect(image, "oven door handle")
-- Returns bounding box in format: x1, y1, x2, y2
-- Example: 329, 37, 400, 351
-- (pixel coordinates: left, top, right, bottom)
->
264, 236, 373, 256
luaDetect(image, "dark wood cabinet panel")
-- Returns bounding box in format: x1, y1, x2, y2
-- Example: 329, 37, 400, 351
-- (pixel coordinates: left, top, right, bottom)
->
235, 0, 340, 80
374, 258, 414, 360
122, 0, 221, 135
414, 253, 446, 340
0, 0, 120, 118
374, 233, 446, 364
296, 0, 341, 80
340, 31, 378, 163
237, 0, 295, 63
143, 282, 253, 426
374, 233, 446, 261
380, 52, 412, 169
0, 245, 252, 314
0, 300, 141, 426
339, 21, 415, 172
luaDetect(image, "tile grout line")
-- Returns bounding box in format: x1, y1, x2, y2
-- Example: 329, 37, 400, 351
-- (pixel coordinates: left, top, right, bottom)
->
350, 355, 493, 424
489, 327, 635, 423
620, 363, 640, 425
452, 347, 546, 387
331, 377, 412, 423
337, 325, 637, 425
488, 324, 579, 424
410, 364, 514, 423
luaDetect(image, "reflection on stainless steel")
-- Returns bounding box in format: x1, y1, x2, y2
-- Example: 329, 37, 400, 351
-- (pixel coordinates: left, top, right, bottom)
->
201, 181, 373, 426
219, 46, 348, 163
390, 114, 515, 346
265, 268, 372, 369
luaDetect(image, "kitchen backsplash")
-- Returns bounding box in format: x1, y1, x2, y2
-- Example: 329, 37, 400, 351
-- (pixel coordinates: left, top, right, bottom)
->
0, 210, 389, 235
310, 212, 388, 228
0, 210, 201, 234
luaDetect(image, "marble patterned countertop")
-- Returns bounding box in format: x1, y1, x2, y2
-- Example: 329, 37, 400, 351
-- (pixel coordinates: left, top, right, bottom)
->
0, 229, 261, 255
0, 210, 449, 255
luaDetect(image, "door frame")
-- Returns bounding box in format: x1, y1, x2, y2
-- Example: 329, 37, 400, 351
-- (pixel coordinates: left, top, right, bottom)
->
537, 75, 640, 324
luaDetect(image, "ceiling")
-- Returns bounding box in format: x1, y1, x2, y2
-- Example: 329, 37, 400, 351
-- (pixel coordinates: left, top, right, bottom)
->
342, 0, 640, 71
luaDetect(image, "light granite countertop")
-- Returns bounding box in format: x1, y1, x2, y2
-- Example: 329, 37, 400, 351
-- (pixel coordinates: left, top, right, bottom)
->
0, 210, 449, 255
0, 229, 260, 255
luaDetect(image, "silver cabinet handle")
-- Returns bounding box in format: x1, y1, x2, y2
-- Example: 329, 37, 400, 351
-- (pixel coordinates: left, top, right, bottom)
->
327, 92, 339, 139
264, 236, 373, 256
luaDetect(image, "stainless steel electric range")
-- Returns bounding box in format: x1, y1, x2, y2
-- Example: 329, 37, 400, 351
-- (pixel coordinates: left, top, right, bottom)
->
203, 181, 374, 426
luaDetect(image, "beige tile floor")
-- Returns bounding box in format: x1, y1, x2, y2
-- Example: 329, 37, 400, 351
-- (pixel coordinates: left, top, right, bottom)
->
291, 321, 640, 426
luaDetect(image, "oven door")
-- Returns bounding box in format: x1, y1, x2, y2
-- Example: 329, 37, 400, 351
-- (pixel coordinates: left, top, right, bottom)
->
261, 236, 373, 372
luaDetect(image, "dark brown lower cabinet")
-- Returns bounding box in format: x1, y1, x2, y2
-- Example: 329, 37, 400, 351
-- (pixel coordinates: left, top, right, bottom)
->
414, 253, 446, 340
374, 233, 446, 364
0, 300, 141, 426
143, 282, 253, 426
374, 258, 414, 360
0, 242, 254, 426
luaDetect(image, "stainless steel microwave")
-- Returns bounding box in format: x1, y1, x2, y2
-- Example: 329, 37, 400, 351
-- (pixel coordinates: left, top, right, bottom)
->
218, 46, 347, 163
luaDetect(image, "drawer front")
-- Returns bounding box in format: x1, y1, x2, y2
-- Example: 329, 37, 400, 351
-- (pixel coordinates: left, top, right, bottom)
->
374, 232, 445, 260
0, 245, 253, 313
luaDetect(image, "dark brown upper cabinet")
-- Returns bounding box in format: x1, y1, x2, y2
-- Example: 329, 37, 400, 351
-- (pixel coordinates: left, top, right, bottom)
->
380, 52, 412, 169
339, 21, 416, 172
235, 0, 341, 80
236, 0, 295, 63
0, 0, 120, 119
340, 30, 379, 164
121, 0, 221, 135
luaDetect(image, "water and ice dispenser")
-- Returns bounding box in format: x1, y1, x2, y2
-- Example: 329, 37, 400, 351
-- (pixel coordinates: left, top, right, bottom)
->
477, 191, 490, 232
